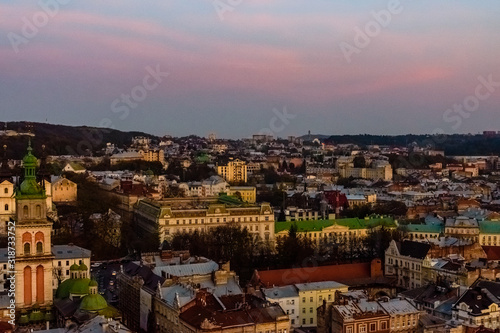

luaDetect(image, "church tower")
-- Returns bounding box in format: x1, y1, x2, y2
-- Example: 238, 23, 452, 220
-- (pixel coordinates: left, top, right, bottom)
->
0, 144, 15, 235
15, 140, 54, 308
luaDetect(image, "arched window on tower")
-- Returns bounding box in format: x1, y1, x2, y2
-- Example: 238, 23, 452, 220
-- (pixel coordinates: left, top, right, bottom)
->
23, 205, 29, 218
35, 232, 44, 254
4, 204, 7, 211
22, 232, 31, 255
35, 205, 41, 219
24, 243, 31, 255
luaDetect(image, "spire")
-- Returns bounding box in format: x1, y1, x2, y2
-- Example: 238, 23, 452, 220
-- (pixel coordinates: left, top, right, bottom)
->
0, 144, 13, 182
37, 144, 51, 184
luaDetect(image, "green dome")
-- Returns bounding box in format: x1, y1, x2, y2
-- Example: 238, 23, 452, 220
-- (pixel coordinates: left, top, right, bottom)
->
56, 278, 91, 299
71, 278, 92, 295
19, 314, 29, 325
79, 263, 88, 271
22, 142, 38, 166
89, 279, 98, 287
80, 294, 108, 312
19, 178, 43, 195
28, 309, 44, 322
70, 263, 80, 271
98, 306, 120, 318
23, 152, 38, 166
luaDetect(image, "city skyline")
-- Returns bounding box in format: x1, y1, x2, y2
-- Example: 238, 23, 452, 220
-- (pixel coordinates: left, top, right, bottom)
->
1, 1, 500, 139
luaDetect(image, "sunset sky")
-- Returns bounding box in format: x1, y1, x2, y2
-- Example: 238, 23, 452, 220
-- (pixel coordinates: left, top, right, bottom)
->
1, 0, 499, 138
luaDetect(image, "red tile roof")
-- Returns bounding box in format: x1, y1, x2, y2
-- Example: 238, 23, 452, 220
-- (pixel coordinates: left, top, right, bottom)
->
482, 246, 500, 261
253, 262, 372, 287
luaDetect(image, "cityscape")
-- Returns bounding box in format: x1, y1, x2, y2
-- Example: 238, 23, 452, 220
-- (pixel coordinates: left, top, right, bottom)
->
1, 1, 500, 333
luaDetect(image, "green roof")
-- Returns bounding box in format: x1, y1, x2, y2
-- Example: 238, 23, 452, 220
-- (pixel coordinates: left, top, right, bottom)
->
406, 224, 443, 233
19, 314, 29, 325
98, 305, 120, 318
275, 217, 396, 233
89, 279, 98, 287
69, 162, 85, 171
80, 294, 108, 312
28, 309, 44, 322
480, 221, 500, 234
56, 278, 91, 299
79, 263, 88, 271
70, 263, 79, 271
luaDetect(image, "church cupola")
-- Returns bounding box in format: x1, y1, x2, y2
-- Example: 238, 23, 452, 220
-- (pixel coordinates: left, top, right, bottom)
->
18, 140, 45, 198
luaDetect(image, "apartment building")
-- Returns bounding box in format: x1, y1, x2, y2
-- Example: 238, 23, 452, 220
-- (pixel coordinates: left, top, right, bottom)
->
385, 240, 431, 289
217, 158, 248, 183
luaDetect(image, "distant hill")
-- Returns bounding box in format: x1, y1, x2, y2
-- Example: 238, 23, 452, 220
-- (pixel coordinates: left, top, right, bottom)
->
300, 133, 500, 156
0, 122, 157, 159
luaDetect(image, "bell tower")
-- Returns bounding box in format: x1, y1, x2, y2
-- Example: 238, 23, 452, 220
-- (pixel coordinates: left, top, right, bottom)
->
15, 140, 54, 308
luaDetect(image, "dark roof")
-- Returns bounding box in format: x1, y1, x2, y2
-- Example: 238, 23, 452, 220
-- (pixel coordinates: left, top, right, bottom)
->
122, 262, 165, 292
455, 287, 498, 315
253, 262, 372, 287
400, 241, 431, 259
473, 280, 500, 299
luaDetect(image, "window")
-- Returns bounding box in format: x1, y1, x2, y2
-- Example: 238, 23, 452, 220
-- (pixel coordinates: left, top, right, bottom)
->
58, 261, 61, 267
360, 325, 366, 333
4, 188, 7, 194
302, 319, 306, 325
328, 294, 332, 301
302, 308, 305, 314
346, 327, 353, 333
24, 242, 31, 254
310, 297, 313, 302
319, 296, 323, 302
310, 307, 313, 313
310, 318, 313, 324
381, 322, 387, 330
302, 297, 305, 303
66, 261, 69, 266
4, 204, 7, 211
23, 205, 29, 217
370, 323, 376, 331
36, 242, 43, 254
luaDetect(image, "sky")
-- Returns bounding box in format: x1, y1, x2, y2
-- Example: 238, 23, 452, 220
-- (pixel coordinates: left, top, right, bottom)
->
1, 0, 500, 139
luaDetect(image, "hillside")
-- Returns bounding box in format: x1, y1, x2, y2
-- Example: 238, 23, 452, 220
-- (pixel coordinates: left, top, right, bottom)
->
0, 122, 157, 159
301, 133, 500, 156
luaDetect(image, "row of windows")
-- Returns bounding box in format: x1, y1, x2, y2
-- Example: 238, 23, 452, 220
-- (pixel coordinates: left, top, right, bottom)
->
387, 258, 421, 271
346, 321, 388, 333
173, 216, 268, 225
301, 294, 333, 303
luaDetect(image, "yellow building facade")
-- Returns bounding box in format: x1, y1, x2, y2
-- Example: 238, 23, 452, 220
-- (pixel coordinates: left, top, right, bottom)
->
217, 158, 248, 183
